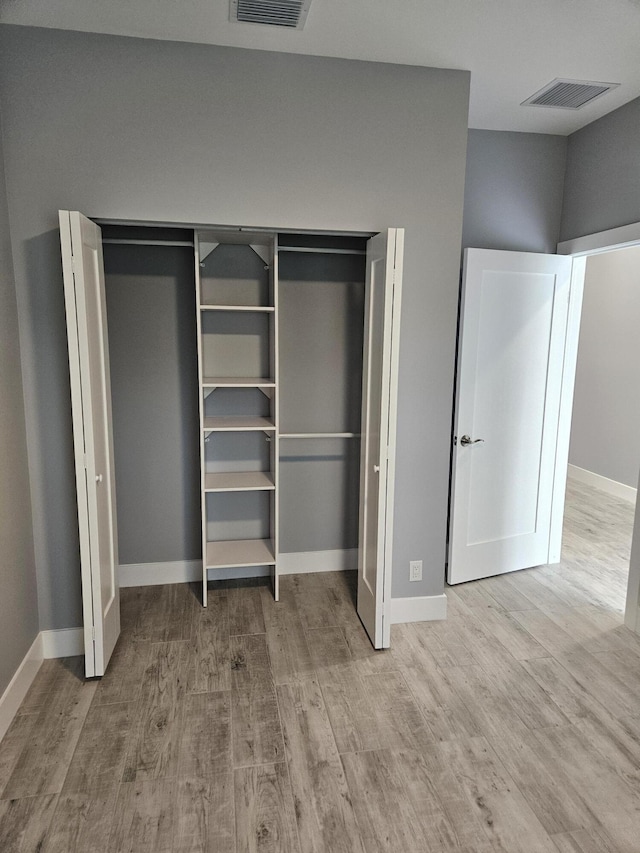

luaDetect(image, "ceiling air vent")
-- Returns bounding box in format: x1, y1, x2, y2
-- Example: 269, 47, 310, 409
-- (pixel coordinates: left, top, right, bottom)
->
522, 78, 620, 110
230, 0, 312, 29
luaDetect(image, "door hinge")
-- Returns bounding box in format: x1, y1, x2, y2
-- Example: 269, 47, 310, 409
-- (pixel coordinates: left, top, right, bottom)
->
92, 626, 96, 641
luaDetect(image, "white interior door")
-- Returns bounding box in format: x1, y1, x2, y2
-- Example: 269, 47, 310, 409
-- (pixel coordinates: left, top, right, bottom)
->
357, 228, 404, 648
448, 248, 573, 585
60, 210, 120, 676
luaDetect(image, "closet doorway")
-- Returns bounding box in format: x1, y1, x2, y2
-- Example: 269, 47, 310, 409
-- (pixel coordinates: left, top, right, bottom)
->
60, 212, 403, 676
561, 245, 640, 614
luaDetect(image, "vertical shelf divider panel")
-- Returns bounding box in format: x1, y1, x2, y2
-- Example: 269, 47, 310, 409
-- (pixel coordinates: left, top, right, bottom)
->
272, 236, 280, 600
194, 232, 208, 605
195, 231, 278, 604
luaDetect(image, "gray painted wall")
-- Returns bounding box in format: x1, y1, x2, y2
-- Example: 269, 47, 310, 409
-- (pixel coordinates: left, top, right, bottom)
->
569, 246, 640, 488
0, 108, 39, 696
561, 96, 640, 242
278, 252, 365, 553
103, 244, 200, 565
0, 25, 469, 626
104, 241, 365, 564
463, 130, 567, 253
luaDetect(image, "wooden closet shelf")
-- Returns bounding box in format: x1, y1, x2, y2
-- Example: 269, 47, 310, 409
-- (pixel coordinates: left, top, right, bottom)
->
205, 538, 276, 568
204, 471, 275, 492
202, 377, 276, 387
203, 416, 276, 432
200, 304, 275, 312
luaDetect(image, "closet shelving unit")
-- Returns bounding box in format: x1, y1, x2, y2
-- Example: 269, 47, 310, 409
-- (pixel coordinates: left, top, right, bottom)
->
195, 228, 368, 605
195, 230, 279, 603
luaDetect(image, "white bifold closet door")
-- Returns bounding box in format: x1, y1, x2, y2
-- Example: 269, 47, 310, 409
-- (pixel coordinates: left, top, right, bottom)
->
58, 213, 403, 664
60, 210, 120, 677
357, 228, 404, 650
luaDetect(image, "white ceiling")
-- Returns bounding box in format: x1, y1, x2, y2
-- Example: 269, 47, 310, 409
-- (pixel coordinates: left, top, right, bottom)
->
2, 0, 640, 135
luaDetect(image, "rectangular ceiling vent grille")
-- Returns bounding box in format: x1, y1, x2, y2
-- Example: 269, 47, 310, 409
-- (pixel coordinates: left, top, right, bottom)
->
522, 78, 620, 110
230, 0, 312, 29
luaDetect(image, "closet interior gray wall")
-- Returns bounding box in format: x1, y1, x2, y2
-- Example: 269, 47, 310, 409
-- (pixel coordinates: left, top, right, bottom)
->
462, 129, 567, 254
0, 108, 38, 697
103, 244, 200, 566
0, 25, 469, 627
569, 245, 640, 489
278, 250, 364, 555
106, 239, 365, 566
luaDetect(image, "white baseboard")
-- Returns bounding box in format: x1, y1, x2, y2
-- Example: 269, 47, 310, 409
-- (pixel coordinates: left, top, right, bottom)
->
389, 593, 448, 624
624, 605, 640, 633
40, 628, 85, 658
120, 560, 273, 586
568, 464, 637, 504
0, 634, 43, 743
119, 560, 201, 587
278, 549, 357, 575
0, 628, 85, 745
120, 551, 355, 586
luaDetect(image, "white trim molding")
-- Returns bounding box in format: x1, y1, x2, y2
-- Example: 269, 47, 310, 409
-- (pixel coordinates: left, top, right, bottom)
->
120, 560, 274, 586
558, 222, 640, 637
389, 593, 447, 625
0, 628, 85, 744
624, 472, 640, 633
120, 550, 356, 587
278, 549, 357, 575
40, 628, 85, 659
120, 560, 201, 586
628, 607, 640, 633
568, 464, 638, 504
0, 635, 43, 742
548, 258, 586, 564
557, 221, 640, 257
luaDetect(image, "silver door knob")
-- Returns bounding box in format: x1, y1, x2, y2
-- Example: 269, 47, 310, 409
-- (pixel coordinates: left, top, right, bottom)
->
460, 435, 484, 447
373, 464, 380, 473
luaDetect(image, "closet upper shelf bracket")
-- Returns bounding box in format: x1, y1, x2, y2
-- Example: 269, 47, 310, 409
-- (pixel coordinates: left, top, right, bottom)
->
199, 242, 219, 265
249, 244, 271, 267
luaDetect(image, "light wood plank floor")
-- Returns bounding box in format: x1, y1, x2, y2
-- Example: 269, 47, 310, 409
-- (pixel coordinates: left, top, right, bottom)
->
1, 478, 638, 852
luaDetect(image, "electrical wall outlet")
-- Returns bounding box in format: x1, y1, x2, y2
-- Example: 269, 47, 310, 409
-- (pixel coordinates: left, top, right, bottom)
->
409, 560, 422, 582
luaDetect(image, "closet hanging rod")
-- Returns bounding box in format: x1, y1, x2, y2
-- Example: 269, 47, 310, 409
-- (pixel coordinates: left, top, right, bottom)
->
102, 238, 194, 248
279, 432, 361, 439
277, 247, 365, 256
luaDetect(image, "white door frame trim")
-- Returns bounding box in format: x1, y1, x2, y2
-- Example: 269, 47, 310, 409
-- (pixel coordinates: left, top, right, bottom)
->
548, 256, 586, 563
557, 220, 640, 632
557, 221, 640, 257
